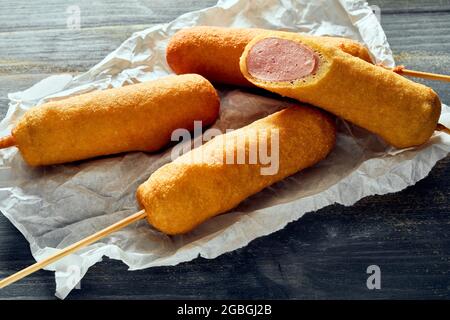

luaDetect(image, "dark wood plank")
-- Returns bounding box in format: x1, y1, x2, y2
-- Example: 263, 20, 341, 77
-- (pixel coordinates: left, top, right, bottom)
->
0, 0, 217, 31
0, 0, 449, 299
381, 11, 450, 103
0, 0, 216, 118
371, 0, 450, 12
2, 158, 449, 299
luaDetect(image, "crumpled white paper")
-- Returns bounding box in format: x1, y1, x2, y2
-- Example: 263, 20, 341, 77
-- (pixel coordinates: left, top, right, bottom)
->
0, 0, 449, 299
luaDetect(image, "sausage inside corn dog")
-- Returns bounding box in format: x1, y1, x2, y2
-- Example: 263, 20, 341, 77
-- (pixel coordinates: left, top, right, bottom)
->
239, 32, 441, 148
137, 105, 336, 235
166, 26, 373, 86
2, 74, 219, 166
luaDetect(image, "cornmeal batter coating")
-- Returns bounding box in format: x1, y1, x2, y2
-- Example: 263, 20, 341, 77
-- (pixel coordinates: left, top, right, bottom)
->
12, 74, 220, 166
240, 32, 441, 148
166, 26, 373, 86
137, 106, 336, 235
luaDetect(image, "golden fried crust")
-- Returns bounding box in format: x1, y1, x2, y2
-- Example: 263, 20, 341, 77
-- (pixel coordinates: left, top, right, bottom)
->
166, 26, 373, 86
316, 36, 373, 63
137, 106, 336, 235
12, 74, 220, 166
167, 27, 264, 86
240, 32, 441, 148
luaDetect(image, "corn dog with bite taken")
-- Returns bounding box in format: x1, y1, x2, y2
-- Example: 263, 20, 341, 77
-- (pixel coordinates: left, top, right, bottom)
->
0, 74, 219, 166
166, 26, 373, 86
239, 32, 441, 148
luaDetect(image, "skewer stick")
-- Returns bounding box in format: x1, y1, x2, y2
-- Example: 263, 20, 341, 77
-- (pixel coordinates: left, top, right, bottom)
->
0, 209, 147, 289
394, 66, 450, 82
0, 135, 15, 149
381, 65, 450, 82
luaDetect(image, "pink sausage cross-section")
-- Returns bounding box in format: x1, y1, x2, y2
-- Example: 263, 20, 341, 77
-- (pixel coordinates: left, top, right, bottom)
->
245, 37, 319, 81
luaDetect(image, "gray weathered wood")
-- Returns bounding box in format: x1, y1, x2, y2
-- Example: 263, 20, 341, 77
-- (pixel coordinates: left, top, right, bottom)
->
0, 0, 449, 299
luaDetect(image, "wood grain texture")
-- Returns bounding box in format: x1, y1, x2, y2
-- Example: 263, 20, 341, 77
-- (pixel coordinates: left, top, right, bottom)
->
0, 0, 449, 299
371, 0, 450, 12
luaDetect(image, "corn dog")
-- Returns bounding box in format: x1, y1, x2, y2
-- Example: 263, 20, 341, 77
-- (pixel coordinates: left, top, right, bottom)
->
2, 74, 219, 166
0, 105, 335, 287
239, 32, 441, 148
137, 105, 336, 235
166, 26, 373, 86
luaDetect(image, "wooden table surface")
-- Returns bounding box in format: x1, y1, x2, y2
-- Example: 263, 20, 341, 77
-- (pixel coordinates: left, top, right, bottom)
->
0, 0, 449, 299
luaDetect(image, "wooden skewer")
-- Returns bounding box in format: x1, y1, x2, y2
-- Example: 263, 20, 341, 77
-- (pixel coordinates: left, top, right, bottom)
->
0, 209, 147, 289
381, 65, 450, 82
0, 135, 15, 149
394, 66, 450, 82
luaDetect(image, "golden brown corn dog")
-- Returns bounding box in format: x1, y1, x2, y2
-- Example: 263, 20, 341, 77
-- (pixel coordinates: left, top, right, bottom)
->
239, 32, 441, 148
0, 105, 335, 288
166, 26, 373, 86
137, 105, 336, 235
6, 74, 219, 166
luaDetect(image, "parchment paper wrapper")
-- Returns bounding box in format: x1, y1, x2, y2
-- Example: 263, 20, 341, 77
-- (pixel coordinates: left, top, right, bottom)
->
1, 0, 449, 299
